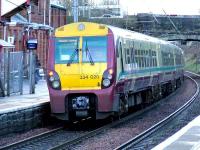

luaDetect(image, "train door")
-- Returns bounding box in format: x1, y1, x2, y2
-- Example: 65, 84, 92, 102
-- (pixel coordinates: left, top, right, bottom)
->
116, 38, 124, 81
80, 36, 107, 89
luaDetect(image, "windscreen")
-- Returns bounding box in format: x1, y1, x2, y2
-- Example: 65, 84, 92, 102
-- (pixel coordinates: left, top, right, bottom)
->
82, 36, 107, 63
55, 37, 79, 64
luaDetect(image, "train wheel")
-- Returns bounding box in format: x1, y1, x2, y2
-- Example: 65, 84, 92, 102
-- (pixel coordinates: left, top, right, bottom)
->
141, 90, 153, 106
161, 84, 167, 98
172, 80, 176, 92
119, 94, 129, 115
166, 82, 173, 95
152, 85, 161, 101
176, 78, 181, 88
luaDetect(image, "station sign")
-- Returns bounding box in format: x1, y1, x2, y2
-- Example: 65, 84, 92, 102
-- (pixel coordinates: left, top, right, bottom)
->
27, 39, 38, 50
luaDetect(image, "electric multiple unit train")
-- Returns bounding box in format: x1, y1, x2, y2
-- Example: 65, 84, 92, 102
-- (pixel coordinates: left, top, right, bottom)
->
47, 22, 184, 121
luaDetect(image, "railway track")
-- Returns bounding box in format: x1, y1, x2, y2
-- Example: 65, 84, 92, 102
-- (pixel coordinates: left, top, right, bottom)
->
115, 73, 199, 150
45, 84, 191, 149
0, 127, 63, 150
1, 74, 197, 150
0, 91, 178, 150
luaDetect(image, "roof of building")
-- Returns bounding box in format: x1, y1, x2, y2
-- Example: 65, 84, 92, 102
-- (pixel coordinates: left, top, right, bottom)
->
1, 0, 27, 16
0, 39, 15, 48
11, 13, 28, 23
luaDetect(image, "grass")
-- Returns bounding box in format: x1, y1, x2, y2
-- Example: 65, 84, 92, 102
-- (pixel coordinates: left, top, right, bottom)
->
185, 54, 200, 73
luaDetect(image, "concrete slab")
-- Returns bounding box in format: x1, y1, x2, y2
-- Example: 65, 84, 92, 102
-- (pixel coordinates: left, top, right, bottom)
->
152, 116, 200, 150
0, 80, 49, 114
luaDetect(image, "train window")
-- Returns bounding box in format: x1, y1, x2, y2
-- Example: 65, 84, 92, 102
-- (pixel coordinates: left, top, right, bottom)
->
146, 57, 149, 67
130, 47, 135, 64
138, 50, 141, 56
55, 37, 79, 64
135, 57, 138, 67
126, 48, 131, 64
82, 36, 107, 62
116, 41, 119, 58
127, 57, 131, 64
135, 50, 138, 55
117, 42, 122, 58
155, 59, 157, 66
139, 58, 142, 68
145, 50, 148, 56
127, 49, 130, 55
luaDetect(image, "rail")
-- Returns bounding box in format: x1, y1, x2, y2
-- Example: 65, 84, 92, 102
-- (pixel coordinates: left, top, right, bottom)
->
114, 73, 199, 150
0, 127, 63, 150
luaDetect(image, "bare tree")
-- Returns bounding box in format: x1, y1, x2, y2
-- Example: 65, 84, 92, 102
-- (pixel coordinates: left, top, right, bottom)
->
64, 0, 72, 16
101, 0, 119, 5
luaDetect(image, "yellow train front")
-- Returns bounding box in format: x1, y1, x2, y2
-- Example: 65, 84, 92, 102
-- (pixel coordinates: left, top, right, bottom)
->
47, 22, 116, 121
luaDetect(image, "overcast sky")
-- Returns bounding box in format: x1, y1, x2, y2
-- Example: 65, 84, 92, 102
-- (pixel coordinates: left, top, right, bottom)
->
120, 0, 200, 15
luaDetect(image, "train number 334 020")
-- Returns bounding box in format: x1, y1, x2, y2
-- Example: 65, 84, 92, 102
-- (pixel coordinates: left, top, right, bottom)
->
80, 74, 100, 79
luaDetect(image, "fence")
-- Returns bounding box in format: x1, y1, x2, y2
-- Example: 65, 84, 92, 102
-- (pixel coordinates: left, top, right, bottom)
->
0, 50, 36, 96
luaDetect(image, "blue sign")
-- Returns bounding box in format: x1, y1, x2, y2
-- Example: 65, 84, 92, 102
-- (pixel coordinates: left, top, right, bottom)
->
27, 39, 38, 50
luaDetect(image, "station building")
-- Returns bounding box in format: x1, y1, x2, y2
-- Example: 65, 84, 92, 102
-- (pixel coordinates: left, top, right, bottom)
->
0, 0, 67, 68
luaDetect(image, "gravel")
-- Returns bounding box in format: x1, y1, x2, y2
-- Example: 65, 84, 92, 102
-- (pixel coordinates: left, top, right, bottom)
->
132, 78, 200, 149
70, 78, 196, 150
0, 121, 62, 147
0, 77, 196, 150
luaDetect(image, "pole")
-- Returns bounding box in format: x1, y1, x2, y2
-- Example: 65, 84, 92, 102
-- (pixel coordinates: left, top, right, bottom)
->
49, 0, 51, 26
73, 0, 78, 22
29, 50, 35, 94
7, 50, 10, 96
27, 5, 35, 94
44, 0, 46, 25
3, 25, 7, 41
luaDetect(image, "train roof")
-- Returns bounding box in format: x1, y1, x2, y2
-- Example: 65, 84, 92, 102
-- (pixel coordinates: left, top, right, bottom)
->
107, 25, 179, 47
55, 22, 183, 53
107, 24, 184, 54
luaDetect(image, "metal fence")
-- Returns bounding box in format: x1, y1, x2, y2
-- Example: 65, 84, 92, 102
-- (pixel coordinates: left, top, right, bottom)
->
0, 50, 36, 97
8, 51, 23, 95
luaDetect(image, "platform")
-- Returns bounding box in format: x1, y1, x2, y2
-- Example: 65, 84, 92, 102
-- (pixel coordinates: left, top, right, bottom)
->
153, 116, 200, 150
0, 80, 50, 136
0, 80, 49, 113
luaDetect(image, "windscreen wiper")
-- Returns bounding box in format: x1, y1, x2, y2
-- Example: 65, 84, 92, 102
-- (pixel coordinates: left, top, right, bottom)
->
85, 40, 94, 65
67, 40, 79, 66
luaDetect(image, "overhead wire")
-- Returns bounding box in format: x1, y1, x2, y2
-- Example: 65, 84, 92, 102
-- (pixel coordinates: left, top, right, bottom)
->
162, 9, 182, 35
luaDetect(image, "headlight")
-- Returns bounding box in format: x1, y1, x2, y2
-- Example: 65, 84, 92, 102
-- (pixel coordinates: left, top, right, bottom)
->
103, 79, 110, 87
107, 74, 112, 79
52, 81, 60, 88
48, 71, 61, 90
101, 68, 114, 89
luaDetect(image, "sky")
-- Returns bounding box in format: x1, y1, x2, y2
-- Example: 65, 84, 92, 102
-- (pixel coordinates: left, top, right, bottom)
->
120, 0, 200, 15
1, 0, 26, 16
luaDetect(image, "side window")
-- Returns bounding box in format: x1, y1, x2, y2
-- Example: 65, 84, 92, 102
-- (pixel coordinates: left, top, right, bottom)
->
130, 41, 134, 64
116, 39, 122, 58
124, 39, 132, 64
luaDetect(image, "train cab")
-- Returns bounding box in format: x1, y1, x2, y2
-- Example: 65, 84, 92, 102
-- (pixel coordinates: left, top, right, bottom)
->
48, 22, 116, 121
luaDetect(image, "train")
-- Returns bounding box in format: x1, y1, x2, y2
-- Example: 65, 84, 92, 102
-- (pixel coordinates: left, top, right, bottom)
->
47, 22, 184, 121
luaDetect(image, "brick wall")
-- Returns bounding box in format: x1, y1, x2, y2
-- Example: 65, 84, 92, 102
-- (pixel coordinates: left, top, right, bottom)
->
0, 103, 51, 136
1, 0, 67, 69
51, 5, 67, 28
